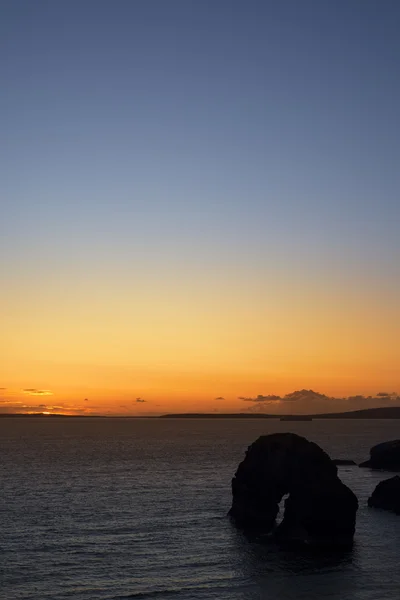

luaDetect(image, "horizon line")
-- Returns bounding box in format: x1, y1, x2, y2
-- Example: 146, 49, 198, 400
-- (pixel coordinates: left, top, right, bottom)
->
1, 406, 400, 419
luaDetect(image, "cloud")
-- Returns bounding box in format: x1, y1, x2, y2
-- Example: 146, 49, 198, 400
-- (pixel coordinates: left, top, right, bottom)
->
0, 400, 23, 405
239, 394, 281, 403
0, 402, 91, 415
239, 388, 400, 415
282, 389, 331, 402
136, 397, 146, 403
214, 396, 225, 400
23, 389, 53, 396
238, 390, 332, 404
346, 394, 400, 409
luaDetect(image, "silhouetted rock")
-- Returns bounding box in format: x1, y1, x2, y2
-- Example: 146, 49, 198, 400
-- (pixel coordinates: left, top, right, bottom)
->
333, 459, 356, 466
368, 476, 400, 514
229, 433, 358, 548
359, 440, 400, 470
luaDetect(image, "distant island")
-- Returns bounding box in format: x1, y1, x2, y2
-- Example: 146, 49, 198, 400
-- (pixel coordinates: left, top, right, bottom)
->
1, 406, 400, 419
280, 415, 313, 421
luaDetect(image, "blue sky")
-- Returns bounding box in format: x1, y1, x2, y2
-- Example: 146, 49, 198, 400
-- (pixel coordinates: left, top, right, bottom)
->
3, 1, 399, 267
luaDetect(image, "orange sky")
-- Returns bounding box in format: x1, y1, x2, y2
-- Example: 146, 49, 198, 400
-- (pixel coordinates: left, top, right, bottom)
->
2, 266, 399, 415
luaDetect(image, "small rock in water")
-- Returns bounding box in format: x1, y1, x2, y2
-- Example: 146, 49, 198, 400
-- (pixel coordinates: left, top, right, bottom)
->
368, 476, 400, 514
359, 440, 400, 470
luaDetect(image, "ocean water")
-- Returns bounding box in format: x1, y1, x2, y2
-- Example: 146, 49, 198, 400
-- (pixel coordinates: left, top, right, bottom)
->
1, 418, 400, 600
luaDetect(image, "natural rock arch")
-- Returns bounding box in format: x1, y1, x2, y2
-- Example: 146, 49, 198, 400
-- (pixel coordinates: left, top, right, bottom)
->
229, 433, 358, 547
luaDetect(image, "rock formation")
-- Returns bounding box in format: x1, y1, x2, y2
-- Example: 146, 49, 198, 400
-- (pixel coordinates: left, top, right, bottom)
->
359, 440, 400, 470
229, 433, 358, 547
368, 476, 400, 514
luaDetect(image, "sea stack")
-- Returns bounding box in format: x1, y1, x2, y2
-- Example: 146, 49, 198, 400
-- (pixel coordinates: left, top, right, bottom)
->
229, 433, 358, 548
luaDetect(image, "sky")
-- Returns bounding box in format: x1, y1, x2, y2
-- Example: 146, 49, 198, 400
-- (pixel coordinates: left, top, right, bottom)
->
1, 0, 400, 415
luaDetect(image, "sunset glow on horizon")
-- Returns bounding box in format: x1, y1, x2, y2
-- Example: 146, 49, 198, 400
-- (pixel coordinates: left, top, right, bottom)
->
2, 2, 399, 417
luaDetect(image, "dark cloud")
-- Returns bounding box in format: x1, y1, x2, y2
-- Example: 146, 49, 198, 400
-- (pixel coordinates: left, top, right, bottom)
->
245, 402, 276, 413
23, 388, 53, 396
239, 394, 281, 403
136, 397, 146, 403
84, 398, 89, 401
240, 389, 333, 405
214, 396, 225, 400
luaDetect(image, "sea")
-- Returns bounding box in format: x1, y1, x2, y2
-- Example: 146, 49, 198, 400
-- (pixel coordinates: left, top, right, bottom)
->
1, 418, 400, 600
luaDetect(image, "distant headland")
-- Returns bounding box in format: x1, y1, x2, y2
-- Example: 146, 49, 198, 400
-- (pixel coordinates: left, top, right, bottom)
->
159, 407, 400, 419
